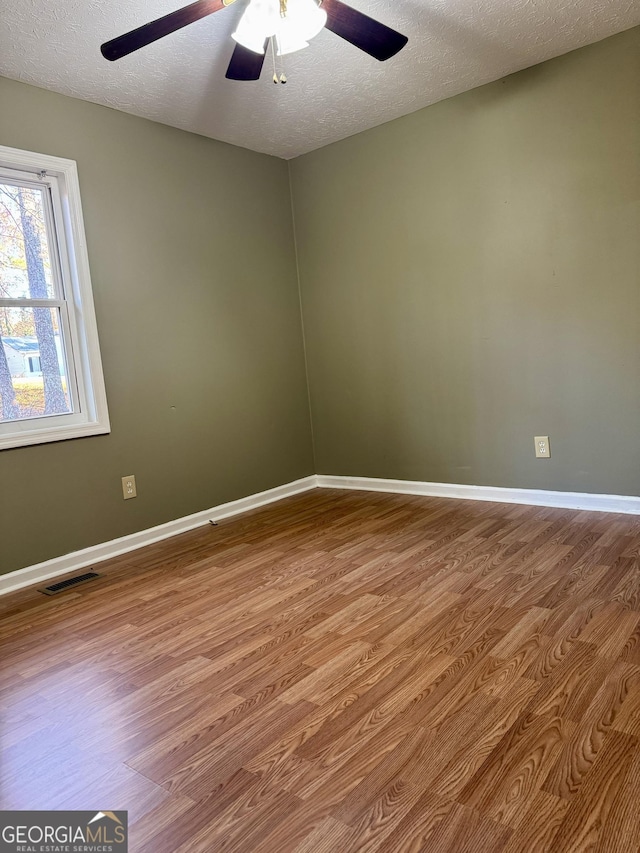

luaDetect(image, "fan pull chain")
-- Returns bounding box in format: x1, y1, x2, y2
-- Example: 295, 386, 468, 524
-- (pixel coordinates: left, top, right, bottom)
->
271, 35, 287, 84
271, 36, 278, 83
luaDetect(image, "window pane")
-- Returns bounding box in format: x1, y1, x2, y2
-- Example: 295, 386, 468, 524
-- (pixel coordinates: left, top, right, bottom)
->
0, 307, 72, 422
0, 181, 56, 299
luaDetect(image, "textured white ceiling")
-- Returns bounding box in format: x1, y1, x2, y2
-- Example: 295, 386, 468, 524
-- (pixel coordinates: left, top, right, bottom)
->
1, 0, 639, 158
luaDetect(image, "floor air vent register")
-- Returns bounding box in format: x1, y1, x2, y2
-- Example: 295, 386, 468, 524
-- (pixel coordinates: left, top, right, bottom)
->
39, 571, 101, 595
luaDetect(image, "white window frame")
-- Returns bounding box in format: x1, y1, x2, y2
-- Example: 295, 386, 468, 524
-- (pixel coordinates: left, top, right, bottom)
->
0, 146, 109, 450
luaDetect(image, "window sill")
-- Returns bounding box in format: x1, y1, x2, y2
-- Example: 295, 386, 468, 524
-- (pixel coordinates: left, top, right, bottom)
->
0, 419, 111, 451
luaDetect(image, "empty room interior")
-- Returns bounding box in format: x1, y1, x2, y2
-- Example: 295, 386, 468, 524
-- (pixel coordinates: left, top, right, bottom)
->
1, 0, 640, 850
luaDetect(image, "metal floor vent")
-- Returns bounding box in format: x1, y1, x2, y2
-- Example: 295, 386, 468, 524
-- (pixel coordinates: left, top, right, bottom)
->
39, 571, 100, 596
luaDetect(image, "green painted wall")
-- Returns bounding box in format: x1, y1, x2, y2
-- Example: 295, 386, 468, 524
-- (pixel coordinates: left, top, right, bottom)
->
290, 27, 640, 496
0, 76, 314, 575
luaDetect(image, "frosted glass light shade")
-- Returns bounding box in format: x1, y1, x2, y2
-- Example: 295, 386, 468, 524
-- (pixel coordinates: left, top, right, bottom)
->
284, 0, 327, 42
232, 0, 279, 53
275, 27, 309, 56
276, 0, 326, 54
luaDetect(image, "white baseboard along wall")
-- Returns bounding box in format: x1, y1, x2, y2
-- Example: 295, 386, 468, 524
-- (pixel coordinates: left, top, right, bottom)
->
2, 473, 640, 596
0, 476, 317, 597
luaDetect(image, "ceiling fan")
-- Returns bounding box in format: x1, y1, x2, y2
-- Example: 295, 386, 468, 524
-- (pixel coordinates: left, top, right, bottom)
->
101, 0, 408, 82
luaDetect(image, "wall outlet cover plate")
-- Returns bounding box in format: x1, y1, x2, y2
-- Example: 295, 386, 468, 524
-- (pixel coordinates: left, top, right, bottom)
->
122, 475, 137, 499
534, 436, 550, 458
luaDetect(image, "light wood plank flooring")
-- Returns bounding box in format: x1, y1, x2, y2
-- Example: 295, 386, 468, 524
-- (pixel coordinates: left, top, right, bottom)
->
2, 489, 640, 852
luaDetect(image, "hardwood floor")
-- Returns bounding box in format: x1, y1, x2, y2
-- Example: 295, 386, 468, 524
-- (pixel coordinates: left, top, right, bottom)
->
2, 488, 640, 852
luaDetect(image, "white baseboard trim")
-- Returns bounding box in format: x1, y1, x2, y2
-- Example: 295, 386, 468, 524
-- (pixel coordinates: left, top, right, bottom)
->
316, 475, 640, 515
0, 475, 318, 597
5, 472, 639, 597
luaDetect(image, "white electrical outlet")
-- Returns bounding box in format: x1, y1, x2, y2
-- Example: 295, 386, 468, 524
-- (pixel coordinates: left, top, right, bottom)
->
534, 436, 550, 458
122, 475, 137, 499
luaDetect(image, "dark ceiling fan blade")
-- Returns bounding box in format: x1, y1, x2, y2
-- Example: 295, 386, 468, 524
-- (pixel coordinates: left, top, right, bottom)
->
322, 0, 407, 61
225, 41, 268, 80
101, 0, 230, 61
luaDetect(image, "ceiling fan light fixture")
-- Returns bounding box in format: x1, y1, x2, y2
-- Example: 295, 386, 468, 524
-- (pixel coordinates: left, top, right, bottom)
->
233, 0, 326, 56
101, 0, 409, 78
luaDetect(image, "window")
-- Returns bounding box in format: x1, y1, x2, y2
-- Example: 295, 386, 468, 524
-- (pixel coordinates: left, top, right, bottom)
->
0, 146, 109, 449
